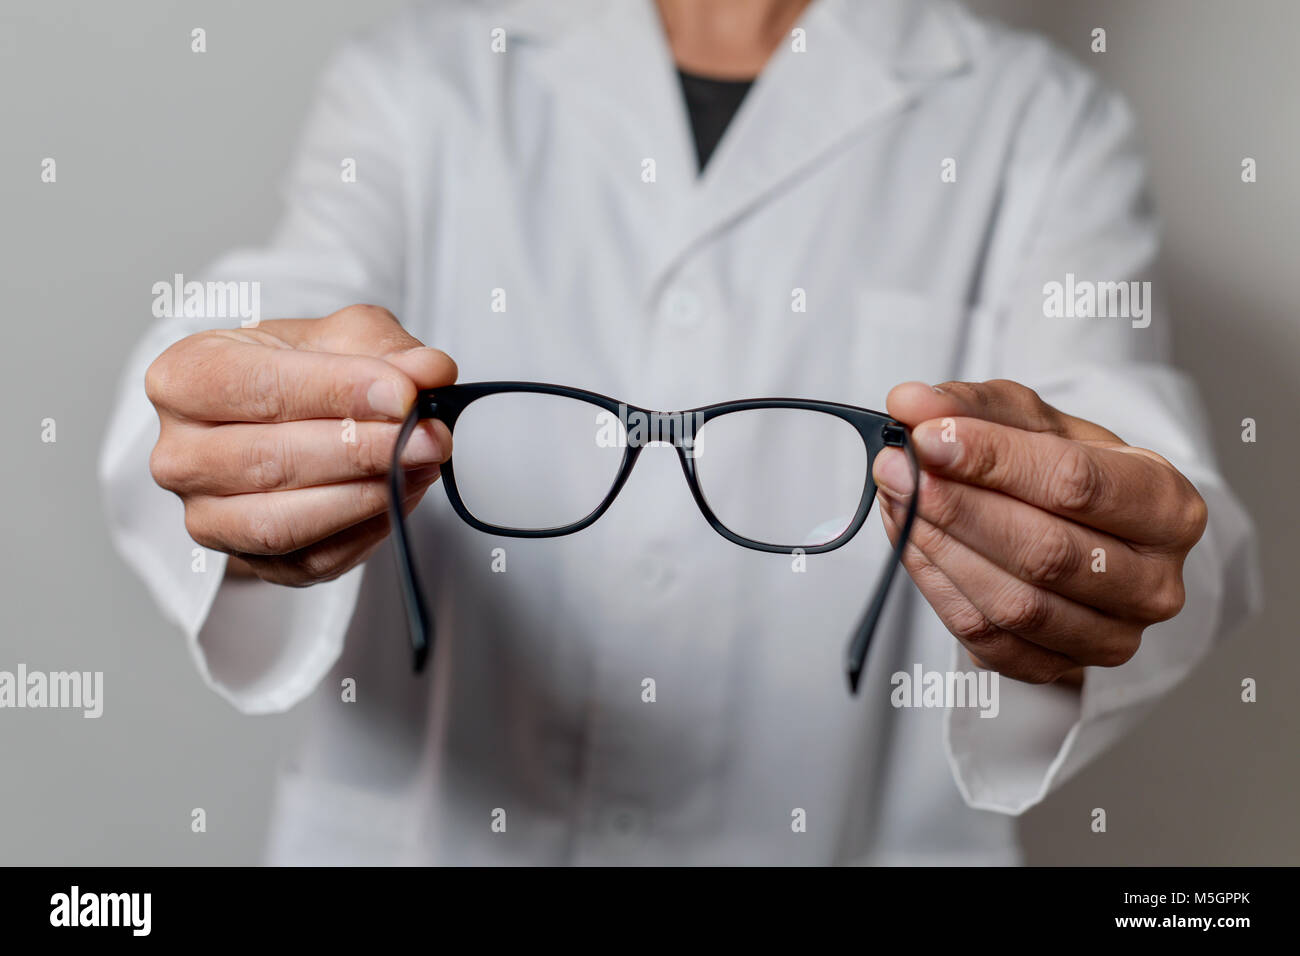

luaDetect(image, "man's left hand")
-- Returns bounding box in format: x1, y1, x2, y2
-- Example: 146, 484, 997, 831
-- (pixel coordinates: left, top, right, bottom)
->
872, 379, 1208, 685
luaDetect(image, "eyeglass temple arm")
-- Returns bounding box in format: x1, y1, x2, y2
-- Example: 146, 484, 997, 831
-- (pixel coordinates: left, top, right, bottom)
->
390, 401, 435, 672
844, 425, 919, 694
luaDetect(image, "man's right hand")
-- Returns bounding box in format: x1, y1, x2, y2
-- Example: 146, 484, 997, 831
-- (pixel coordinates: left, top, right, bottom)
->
144, 305, 457, 586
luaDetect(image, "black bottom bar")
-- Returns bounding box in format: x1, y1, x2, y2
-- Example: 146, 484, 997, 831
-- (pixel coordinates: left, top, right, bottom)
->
1, 865, 1278, 941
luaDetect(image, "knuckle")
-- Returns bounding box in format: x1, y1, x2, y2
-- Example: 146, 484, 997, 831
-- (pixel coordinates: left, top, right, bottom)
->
957, 425, 1005, 485
903, 515, 961, 570
1138, 455, 1207, 549
143, 354, 173, 408
241, 557, 305, 588
342, 303, 397, 329
1142, 574, 1187, 622
948, 609, 1005, 648
1046, 445, 1100, 513
343, 426, 388, 476
290, 546, 344, 585
144, 335, 207, 409
148, 442, 186, 493
991, 584, 1052, 635
989, 378, 1034, 403
242, 508, 294, 555
186, 333, 241, 388
323, 373, 359, 420
236, 357, 284, 421
919, 474, 962, 530
1007, 380, 1061, 430
1016, 659, 1067, 685
990, 378, 1046, 412
1178, 489, 1209, 547
944, 381, 990, 413
182, 504, 221, 551
350, 479, 390, 519
1020, 525, 1082, 587
1091, 629, 1142, 668
241, 430, 291, 491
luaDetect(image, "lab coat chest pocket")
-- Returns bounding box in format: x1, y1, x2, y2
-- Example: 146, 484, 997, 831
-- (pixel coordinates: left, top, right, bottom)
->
852, 288, 969, 406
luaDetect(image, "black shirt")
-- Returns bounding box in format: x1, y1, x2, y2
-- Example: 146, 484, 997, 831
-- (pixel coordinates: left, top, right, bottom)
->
676, 69, 755, 173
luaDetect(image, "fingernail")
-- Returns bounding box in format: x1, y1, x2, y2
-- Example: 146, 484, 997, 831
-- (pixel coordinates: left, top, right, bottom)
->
401, 423, 445, 465
366, 379, 405, 419
913, 421, 959, 466
872, 447, 913, 496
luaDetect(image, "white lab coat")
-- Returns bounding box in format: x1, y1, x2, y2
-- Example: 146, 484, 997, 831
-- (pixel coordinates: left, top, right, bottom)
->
100, 0, 1260, 864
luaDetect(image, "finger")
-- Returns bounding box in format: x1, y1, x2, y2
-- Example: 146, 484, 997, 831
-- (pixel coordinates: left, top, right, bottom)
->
879, 498, 1079, 683
886, 379, 1121, 443
235, 488, 427, 587
148, 332, 425, 423
153, 417, 453, 496
184, 466, 442, 555
907, 417, 1201, 546
872, 449, 1183, 622
880, 493, 1142, 669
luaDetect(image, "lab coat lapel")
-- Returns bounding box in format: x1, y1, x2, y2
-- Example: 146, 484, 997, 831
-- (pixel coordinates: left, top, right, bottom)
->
502, 0, 699, 206
645, 0, 972, 296
500, 0, 970, 301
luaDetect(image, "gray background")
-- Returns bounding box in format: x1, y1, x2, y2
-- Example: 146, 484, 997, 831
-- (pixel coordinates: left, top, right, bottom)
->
0, 0, 1294, 864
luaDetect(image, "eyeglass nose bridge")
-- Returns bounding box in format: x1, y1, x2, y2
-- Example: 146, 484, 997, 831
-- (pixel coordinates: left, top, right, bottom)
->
621, 406, 705, 453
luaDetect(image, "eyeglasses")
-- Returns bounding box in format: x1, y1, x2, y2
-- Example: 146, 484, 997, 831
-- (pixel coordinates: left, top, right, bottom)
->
388, 382, 917, 693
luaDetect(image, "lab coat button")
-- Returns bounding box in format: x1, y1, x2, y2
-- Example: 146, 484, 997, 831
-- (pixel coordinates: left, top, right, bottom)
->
604, 805, 648, 838
641, 557, 673, 589
661, 288, 703, 329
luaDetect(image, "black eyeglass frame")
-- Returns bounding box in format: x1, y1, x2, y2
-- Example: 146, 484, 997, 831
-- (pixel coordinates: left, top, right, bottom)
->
389, 382, 918, 693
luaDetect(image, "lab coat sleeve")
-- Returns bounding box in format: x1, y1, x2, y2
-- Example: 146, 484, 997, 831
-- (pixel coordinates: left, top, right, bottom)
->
942, 57, 1263, 813
99, 27, 412, 714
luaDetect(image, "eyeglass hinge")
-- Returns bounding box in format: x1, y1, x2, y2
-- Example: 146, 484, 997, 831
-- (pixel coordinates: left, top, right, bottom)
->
882, 424, 907, 447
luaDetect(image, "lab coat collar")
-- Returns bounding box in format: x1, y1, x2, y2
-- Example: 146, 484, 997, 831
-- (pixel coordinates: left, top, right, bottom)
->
496, 0, 969, 77
828, 0, 971, 78
497, 0, 971, 299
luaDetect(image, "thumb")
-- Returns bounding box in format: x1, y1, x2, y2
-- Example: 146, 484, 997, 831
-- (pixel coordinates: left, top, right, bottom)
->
380, 345, 457, 460
288, 304, 458, 392
314, 304, 457, 391
885, 379, 1120, 442
383, 345, 458, 391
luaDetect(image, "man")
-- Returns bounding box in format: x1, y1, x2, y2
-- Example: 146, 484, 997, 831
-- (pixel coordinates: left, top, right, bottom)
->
101, 0, 1259, 864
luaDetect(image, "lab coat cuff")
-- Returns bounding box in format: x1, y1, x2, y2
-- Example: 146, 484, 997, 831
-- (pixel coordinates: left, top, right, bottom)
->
943, 474, 1261, 815
98, 315, 243, 676
98, 315, 364, 715
191, 565, 365, 715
